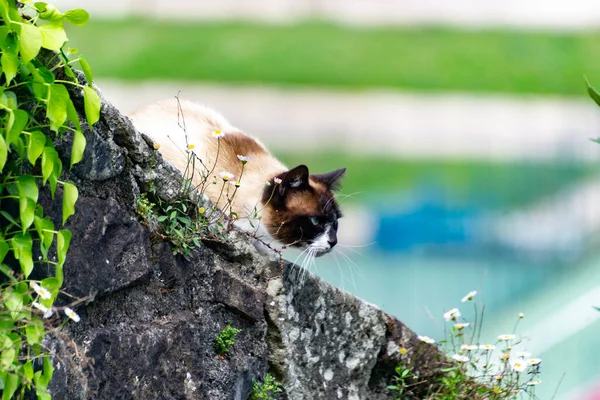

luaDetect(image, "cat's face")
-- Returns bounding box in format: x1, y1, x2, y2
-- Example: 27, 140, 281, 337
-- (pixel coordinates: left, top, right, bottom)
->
261, 165, 346, 256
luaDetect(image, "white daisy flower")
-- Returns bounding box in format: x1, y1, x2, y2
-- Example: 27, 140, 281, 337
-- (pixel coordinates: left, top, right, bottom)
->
30, 282, 52, 300
452, 354, 469, 363
32, 301, 49, 313
455, 322, 470, 330
527, 358, 542, 366
460, 344, 478, 351
443, 308, 461, 321
498, 334, 516, 341
187, 144, 195, 150
519, 312, 525, 318
212, 130, 225, 138
479, 344, 496, 351
237, 155, 252, 163
230, 180, 241, 188
273, 177, 282, 185
510, 359, 527, 372
461, 290, 477, 302
526, 379, 542, 386
64, 307, 81, 322
417, 335, 435, 344
43, 308, 53, 319
219, 171, 235, 181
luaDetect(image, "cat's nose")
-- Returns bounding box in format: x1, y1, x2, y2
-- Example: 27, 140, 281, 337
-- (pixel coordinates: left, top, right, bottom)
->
328, 237, 337, 248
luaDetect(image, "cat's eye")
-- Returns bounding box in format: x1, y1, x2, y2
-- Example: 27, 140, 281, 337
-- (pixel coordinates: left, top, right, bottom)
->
310, 216, 319, 226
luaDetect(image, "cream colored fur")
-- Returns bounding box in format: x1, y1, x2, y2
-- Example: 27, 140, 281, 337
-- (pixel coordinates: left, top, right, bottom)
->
129, 99, 287, 233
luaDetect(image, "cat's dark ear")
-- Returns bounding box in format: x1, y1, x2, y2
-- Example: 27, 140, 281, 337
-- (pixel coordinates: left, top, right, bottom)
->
313, 168, 346, 191
279, 165, 309, 195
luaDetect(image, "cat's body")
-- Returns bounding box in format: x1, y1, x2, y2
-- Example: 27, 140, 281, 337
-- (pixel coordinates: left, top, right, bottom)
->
129, 99, 345, 256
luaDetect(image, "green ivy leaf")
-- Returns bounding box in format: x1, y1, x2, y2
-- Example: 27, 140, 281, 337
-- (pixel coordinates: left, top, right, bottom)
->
23, 361, 34, 381
61, 182, 78, 225
0, 90, 17, 109
47, 84, 70, 132
18, 23, 42, 65
27, 130, 46, 166
56, 230, 71, 286
17, 175, 39, 202
18, 197, 36, 232
0, 134, 6, 172
66, 97, 81, 131
1, 373, 18, 400
585, 77, 600, 107
0, 0, 10, 23
82, 85, 100, 128
25, 323, 44, 346
6, 109, 28, 147
79, 55, 93, 84
41, 146, 56, 185
39, 22, 67, 52
70, 130, 85, 168
12, 233, 33, 278
64, 9, 89, 26
0, 241, 8, 264
1, 32, 18, 84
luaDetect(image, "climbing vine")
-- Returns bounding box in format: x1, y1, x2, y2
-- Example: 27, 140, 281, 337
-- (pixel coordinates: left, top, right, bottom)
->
0, 0, 99, 398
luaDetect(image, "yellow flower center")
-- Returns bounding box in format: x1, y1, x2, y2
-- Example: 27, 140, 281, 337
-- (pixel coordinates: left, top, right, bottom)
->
187, 144, 195, 150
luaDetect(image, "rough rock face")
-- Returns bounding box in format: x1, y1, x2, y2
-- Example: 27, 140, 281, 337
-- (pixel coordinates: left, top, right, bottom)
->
41, 80, 444, 399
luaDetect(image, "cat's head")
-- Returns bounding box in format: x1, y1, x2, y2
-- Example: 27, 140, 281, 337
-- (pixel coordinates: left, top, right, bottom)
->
261, 165, 346, 256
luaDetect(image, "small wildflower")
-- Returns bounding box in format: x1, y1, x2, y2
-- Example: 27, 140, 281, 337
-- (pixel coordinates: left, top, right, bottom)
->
274, 177, 282, 185
230, 180, 241, 188
212, 130, 225, 138
526, 379, 542, 386
30, 282, 52, 300
64, 307, 81, 323
455, 322, 469, 330
511, 359, 527, 372
32, 301, 49, 314
480, 344, 496, 351
527, 358, 542, 366
519, 312, 525, 318
43, 308, 53, 319
237, 155, 252, 164
153, 143, 160, 150
443, 308, 461, 321
399, 347, 407, 355
500, 352, 510, 361
493, 387, 502, 394
494, 375, 503, 381
498, 334, 516, 341
219, 171, 235, 181
460, 344, 478, 351
199, 207, 205, 214
516, 351, 531, 358
461, 290, 477, 302
265, 181, 271, 186
452, 354, 469, 363
418, 335, 435, 344
187, 144, 195, 150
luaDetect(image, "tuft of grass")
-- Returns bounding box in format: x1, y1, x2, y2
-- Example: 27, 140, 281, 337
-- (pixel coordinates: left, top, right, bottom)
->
66, 19, 600, 96
214, 323, 242, 355
250, 373, 283, 400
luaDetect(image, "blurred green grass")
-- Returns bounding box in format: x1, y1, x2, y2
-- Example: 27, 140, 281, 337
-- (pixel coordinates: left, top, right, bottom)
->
276, 151, 596, 208
66, 19, 600, 96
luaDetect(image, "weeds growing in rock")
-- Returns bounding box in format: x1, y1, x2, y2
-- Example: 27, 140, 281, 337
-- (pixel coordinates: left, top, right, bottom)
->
390, 291, 543, 400
250, 373, 283, 400
214, 323, 242, 355
0, 1, 99, 397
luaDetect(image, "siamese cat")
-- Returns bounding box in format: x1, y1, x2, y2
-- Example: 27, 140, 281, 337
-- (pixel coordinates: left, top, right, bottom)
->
129, 99, 345, 257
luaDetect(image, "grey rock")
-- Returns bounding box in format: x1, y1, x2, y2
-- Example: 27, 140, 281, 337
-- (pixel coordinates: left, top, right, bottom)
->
42, 83, 446, 400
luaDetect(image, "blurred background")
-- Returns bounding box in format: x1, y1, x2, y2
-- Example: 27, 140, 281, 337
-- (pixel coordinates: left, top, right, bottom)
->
54, 1, 600, 398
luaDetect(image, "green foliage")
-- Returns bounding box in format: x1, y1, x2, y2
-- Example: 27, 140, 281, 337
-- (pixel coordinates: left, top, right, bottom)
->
67, 19, 600, 96
0, 0, 97, 398
250, 373, 283, 400
214, 323, 241, 355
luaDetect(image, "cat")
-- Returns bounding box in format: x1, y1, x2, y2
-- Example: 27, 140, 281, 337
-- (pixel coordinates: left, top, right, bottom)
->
129, 99, 346, 257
